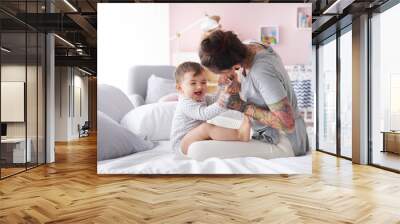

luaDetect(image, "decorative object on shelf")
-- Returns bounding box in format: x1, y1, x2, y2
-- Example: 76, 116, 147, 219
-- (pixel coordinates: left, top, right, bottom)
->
260, 26, 279, 46
297, 7, 312, 29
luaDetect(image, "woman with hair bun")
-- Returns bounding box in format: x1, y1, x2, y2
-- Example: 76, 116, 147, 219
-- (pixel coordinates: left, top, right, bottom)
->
195, 30, 309, 158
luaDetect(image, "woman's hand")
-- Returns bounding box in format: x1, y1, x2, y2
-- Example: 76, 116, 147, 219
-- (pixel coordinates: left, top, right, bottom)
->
224, 79, 241, 95
217, 72, 238, 86
217, 72, 241, 94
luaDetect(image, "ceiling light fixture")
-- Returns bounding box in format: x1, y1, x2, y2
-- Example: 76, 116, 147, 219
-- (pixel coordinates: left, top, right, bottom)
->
63, 0, 78, 12
78, 67, 92, 76
323, 0, 355, 15
76, 48, 85, 55
323, 0, 341, 14
54, 34, 75, 48
1, 47, 11, 53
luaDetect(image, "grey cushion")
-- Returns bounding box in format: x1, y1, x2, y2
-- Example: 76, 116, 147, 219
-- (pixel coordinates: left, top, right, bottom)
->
127, 65, 176, 99
98, 84, 134, 123
128, 94, 145, 108
97, 111, 154, 161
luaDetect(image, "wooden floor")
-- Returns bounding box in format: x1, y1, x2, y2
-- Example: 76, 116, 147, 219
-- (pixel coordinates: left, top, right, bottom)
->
372, 150, 400, 171
1, 135, 400, 223
1, 167, 26, 178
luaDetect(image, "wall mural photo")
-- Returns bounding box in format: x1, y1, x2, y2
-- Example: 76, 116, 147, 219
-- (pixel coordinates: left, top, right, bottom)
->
97, 3, 313, 174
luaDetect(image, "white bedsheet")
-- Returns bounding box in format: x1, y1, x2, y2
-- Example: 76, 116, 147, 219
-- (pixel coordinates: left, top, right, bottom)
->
98, 141, 312, 174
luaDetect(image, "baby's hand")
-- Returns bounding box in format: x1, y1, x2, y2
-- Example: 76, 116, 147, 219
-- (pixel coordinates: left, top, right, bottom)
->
217, 74, 230, 87
217, 92, 229, 108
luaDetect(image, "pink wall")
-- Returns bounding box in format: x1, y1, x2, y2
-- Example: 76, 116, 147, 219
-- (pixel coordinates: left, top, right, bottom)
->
169, 3, 312, 65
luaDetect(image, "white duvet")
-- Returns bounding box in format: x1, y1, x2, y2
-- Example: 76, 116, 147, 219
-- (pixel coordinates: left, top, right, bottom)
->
98, 141, 312, 174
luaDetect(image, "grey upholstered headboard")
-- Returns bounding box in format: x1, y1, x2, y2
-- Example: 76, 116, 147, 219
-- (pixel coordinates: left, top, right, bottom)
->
127, 65, 176, 99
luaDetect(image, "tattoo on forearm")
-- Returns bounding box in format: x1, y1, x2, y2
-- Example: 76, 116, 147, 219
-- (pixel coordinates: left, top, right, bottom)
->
226, 94, 246, 112
244, 98, 295, 133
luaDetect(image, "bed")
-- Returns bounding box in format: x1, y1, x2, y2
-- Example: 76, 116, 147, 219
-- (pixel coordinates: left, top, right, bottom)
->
98, 141, 311, 174
97, 65, 312, 174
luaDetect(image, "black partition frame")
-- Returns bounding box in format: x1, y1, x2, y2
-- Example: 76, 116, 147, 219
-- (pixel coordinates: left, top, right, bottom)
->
315, 24, 353, 161
0, 1, 47, 180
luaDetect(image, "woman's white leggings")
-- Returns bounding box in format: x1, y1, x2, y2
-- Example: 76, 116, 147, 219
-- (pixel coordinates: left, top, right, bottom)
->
186, 134, 294, 161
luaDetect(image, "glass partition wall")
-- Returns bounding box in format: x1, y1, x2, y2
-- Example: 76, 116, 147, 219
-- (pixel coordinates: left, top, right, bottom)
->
0, 31, 27, 177
316, 0, 400, 172
316, 26, 353, 159
317, 36, 337, 155
339, 27, 353, 159
370, 3, 400, 172
0, 3, 46, 179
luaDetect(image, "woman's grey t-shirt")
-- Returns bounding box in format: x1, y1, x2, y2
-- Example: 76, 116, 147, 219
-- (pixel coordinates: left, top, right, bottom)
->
240, 46, 309, 156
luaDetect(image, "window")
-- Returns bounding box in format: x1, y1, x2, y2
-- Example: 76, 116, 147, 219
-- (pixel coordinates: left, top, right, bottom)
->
370, 2, 400, 171
340, 29, 352, 158
317, 37, 337, 154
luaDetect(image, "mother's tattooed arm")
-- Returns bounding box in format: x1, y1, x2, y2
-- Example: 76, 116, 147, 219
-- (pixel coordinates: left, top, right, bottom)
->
219, 93, 295, 133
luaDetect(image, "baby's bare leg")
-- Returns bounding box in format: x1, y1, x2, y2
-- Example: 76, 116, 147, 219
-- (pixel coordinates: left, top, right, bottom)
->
180, 118, 251, 155
180, 123, 212, 155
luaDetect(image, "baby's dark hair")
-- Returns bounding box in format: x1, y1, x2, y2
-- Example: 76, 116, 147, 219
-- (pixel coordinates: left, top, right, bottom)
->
175, 61, 205, 84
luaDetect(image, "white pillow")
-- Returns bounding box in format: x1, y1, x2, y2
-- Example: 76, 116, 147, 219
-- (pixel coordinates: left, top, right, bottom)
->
120, 102, 177, 141
145, 75, 176, 104
158, 92, 179, 102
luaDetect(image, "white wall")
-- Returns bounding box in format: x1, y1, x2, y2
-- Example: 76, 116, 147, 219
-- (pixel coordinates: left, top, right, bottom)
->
75, 74, 89, 123
97, 3, 170, 93
55, 67, 89, 141
55, 67, 69, 141
72, 74, 89, 138
1, 65, 40, 137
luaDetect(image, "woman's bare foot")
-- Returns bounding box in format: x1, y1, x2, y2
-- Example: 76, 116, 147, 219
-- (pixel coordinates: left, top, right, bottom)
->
238, 115, 251, 142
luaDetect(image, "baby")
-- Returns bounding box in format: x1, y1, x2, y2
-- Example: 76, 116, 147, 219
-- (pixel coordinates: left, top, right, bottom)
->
170, 61, 251, 156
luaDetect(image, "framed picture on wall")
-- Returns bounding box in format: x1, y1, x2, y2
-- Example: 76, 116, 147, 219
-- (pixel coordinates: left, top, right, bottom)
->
297, 7, 312, 29
260, 26, 279, 46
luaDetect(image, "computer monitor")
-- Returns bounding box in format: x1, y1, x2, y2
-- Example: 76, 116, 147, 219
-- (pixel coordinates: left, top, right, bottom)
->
1, 123, 7, 137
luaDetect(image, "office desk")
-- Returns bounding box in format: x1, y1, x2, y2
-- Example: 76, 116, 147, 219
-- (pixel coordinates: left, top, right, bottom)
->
1, 138, 32, 164
382, 131, 400, 154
